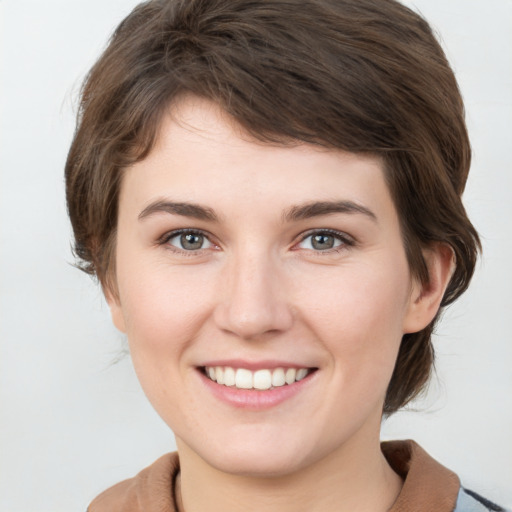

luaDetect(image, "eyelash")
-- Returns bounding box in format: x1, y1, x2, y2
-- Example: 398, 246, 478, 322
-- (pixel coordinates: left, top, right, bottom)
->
158, 228, 216, 255
158, 228, 355, 254
295, 229, 355, 254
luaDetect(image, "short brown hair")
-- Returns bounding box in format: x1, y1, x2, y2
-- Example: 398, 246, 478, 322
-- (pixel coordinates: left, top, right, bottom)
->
65, 0, 480, 414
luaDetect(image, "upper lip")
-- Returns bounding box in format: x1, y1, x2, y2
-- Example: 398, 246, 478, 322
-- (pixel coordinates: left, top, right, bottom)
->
198, 359, 316, 371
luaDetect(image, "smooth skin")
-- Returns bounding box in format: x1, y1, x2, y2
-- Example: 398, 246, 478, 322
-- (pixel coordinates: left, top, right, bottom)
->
107, 96, 453, 512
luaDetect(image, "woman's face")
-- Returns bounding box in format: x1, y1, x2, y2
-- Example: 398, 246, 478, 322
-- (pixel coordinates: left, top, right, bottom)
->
109, 97, 427, 477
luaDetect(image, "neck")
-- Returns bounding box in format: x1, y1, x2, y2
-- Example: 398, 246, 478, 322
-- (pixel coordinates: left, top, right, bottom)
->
175, 430, 402, 512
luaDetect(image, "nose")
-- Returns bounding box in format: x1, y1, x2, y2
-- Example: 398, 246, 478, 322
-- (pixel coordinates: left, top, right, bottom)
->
213, 251, 294, 340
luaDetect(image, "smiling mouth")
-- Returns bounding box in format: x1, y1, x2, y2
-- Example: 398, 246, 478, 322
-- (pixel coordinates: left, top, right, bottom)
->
202, 366, 317, 391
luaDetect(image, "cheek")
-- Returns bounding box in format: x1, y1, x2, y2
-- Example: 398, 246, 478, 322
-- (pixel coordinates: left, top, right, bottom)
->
115, 253, 216, 361
116, 265, 217, 419
295, 260, 410, 382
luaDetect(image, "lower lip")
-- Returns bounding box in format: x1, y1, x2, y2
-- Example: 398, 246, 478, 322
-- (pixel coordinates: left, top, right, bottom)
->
198, 370, 316, 410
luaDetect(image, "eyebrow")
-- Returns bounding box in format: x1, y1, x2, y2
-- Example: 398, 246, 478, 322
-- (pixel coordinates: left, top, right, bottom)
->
283, 200, 377, 223
138, 199, 377, 224
138, 200, 218, 222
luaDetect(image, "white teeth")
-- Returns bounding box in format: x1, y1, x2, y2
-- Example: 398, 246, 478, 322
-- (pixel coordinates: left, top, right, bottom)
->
285, 368, 296, 385
271, 368, 286, 387
224, 366, 236, 386
205, 365, 311, 390
253, 369, 272, 390
296, 368, 308, 381
235, 368, 253, 389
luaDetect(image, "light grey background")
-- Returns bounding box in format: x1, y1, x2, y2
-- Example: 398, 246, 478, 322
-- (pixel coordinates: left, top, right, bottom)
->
0, 1, 511, 510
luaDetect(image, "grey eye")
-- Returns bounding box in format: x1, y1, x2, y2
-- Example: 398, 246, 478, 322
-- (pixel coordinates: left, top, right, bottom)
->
312, 234, 336, 250
298, 232, 344, 251
168, 231, 212, 251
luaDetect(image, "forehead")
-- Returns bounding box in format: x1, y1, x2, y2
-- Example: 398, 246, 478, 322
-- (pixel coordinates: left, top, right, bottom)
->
120, 96, 396, 224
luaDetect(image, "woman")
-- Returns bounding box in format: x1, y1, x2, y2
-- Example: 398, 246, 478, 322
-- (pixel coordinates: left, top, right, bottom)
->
65, 0, 507, 510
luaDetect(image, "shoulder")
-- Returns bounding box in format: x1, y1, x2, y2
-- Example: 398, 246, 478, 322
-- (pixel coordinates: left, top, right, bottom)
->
87, 452, 180, 512
382, 440, 509, 512
455, 487, 510, 512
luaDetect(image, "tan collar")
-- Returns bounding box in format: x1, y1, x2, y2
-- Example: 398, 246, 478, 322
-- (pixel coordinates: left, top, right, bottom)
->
383, 440, 460, 512
88, 453, 180, 512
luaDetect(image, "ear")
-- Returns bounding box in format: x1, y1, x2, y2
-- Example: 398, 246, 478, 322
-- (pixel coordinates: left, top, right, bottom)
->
103, 284, 127, 334
403, 243, 455, 334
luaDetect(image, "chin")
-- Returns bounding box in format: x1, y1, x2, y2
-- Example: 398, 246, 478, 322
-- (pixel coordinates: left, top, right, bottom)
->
209, 448, 309, 478
185, 429, 322, 479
